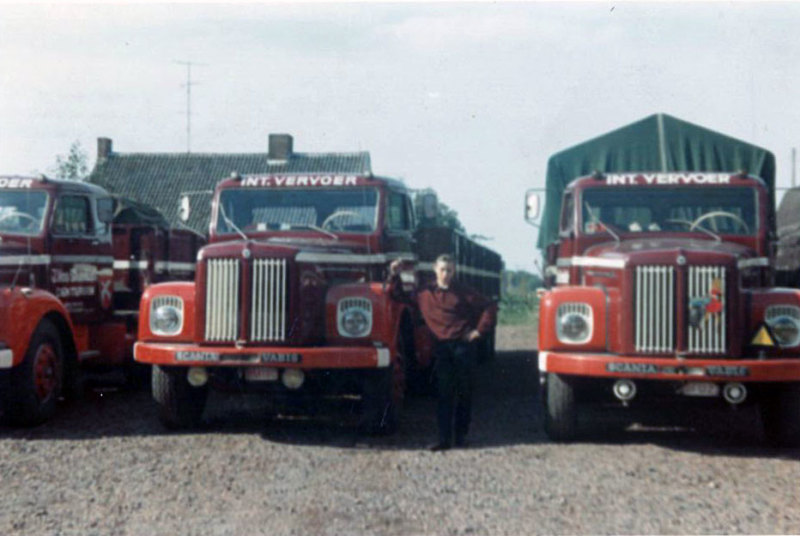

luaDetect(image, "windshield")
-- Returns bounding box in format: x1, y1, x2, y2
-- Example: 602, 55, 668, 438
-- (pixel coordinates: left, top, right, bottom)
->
581, 187, 758, 236
216, 188, 379, 235
0, 191, 48, 236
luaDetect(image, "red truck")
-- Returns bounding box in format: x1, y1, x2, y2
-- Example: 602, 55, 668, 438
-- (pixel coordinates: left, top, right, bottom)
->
0, 175, 201, 425
527, 115, 800, 445
134, 172, 501, 432
529, 171, 800, 444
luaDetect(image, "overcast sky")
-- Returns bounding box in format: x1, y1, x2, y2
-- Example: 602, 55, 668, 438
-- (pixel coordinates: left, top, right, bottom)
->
2, 2, 799, 271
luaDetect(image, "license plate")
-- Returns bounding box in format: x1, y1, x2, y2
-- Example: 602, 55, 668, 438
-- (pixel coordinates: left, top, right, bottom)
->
245, 368, 279, 382
680, 382, 720, 397
176, 351, 220, 362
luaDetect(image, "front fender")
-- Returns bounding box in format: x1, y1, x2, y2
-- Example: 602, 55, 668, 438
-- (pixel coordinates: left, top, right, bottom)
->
0, 287, 75, 368
325, 282, 404, 350
138, 281, 197, 342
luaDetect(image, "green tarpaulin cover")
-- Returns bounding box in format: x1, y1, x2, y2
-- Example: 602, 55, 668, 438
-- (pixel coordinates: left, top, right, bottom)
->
538, 113, 776, 249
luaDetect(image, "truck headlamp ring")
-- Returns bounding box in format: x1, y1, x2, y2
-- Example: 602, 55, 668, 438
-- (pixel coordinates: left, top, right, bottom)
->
765, 305, 800, 347
556, 303, 593, 344
337, 297, 373, 338
150, 296, 184, 336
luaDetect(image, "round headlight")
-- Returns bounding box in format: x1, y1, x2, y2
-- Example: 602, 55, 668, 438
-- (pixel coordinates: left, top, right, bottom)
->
337, 298, 373, 338
282, 368, 305, 390
769, 316, 800, 347
341, 309, 370, 337
152, 305, 182, 335
557, 312, 591, 343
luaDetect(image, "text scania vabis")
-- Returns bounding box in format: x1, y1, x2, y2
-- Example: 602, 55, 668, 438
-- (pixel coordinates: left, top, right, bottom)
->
0, 175, 201, 425
134, 172, 501, 432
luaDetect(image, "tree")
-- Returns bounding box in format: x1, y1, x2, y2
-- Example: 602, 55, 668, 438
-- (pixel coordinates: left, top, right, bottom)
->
412, 188, 466, 232
52, 140, 88, 181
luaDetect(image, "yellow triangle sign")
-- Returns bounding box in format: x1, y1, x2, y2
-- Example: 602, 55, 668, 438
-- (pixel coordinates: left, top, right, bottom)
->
751, 325, 776, 347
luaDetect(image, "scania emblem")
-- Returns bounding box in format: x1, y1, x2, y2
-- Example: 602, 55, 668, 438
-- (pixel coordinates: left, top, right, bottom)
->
676, 254, 687, 265
688, 277, 723, 329
242, 248, 251, 259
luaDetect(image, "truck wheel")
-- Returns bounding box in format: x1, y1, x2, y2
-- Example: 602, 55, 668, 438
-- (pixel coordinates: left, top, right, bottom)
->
761, 386, 800, 447
543, 372, 578, 442
2, 320, 63, 426
361, 342, 406, 436
152, 365, 208, 429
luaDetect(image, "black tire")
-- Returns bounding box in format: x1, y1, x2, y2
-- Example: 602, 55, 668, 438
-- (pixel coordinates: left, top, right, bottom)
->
761, 385, 800, 447
152, 365, 208, 429
2, 319, 63, 426
543, 372, 578, 442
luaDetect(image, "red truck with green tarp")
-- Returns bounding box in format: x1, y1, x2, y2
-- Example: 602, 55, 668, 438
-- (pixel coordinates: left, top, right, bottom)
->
527, 114, 800, 445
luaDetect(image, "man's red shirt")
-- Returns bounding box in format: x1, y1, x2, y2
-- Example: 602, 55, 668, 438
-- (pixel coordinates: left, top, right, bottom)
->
391, 276, 497, 341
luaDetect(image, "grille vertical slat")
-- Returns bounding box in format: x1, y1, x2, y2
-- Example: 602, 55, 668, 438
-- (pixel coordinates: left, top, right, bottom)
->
687, 266, 726, 354
250, 258, 288, 342
635, 265, 675, 353
205, 258, 240, 342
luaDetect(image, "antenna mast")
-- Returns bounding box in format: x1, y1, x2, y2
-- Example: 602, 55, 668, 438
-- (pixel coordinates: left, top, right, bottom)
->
174, 60, 206, 153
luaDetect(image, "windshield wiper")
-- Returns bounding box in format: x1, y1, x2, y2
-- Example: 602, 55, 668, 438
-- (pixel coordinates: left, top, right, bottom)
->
219, 202, 248, 241
284, 223, 338, 240
584, 201, 620, 243
691, 225, 721, 243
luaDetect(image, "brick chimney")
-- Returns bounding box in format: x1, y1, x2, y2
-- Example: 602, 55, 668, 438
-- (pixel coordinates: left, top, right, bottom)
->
268, 134, 293, 161
97, 137, 113, 161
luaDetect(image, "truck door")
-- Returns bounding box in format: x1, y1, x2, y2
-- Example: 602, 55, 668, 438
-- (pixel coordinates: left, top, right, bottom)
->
384, 190, 415, 254
49, 194, 113, 324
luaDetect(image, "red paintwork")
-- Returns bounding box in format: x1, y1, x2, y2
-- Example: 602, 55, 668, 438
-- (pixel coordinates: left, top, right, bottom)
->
540, 172, 800, 386
134, 341, 386, 368
138, 282, 197, 342
538, 286, 608, 352
0, 286, 76, 368
137, 174, 442, 386
0, 176, 201, 383
33, 342, 58, 400
541, 352, 800, 382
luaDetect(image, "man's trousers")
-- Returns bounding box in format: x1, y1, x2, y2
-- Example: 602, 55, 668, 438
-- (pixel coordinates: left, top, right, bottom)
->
433, 339, 477, 445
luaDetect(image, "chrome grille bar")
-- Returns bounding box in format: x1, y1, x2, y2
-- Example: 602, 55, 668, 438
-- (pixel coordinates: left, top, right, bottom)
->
205, 258, 240, 341
688, 266, 726, 354
250, 258, 288, 342
634, 266, 675, 353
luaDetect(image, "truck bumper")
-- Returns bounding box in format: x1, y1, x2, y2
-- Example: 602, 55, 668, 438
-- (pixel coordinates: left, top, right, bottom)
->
539, 351, 800, 382
134, 341, 391, 369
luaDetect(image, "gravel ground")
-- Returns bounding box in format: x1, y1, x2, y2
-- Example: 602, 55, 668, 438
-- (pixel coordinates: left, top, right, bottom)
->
2, 325, 800, 535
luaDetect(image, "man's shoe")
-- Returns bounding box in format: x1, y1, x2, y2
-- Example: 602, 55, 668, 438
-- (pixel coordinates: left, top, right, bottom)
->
428, 442, 451, 452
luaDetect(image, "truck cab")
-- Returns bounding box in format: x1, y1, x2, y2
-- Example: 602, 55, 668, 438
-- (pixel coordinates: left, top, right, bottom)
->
0, 175, 201, 425
136, 173, 421, 432
528, 172, 800, 445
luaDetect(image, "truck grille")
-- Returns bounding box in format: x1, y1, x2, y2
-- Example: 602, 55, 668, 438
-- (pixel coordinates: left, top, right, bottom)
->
687, 266, 726, 354
634, 266, 675, 353
205, 258, 241, 341
250, 258, 288, 342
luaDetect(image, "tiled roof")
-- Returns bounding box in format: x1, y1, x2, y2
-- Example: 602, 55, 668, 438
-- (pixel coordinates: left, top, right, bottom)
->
88, 150, 372, 232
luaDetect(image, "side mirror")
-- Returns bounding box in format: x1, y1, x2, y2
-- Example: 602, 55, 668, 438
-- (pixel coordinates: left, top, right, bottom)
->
525, 190, 541, 223
97, 198, 115, 224
179, 195, 191, 222
421, 193, 438, 220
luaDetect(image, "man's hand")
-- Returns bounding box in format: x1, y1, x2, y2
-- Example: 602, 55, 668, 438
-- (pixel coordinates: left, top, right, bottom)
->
389, 259, 403, 277
465, 329, 481, 343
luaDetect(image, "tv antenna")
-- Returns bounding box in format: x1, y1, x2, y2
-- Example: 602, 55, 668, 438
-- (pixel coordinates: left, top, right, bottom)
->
175, 60, 207, 152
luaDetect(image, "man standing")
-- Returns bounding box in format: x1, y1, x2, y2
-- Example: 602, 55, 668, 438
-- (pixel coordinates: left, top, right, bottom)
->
389, 254, 497, 451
